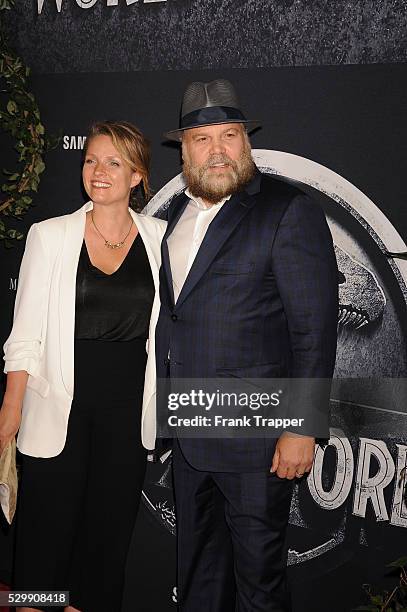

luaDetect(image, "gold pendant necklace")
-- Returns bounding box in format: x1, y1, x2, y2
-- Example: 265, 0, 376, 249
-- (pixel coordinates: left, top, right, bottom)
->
91, 210, 133, 249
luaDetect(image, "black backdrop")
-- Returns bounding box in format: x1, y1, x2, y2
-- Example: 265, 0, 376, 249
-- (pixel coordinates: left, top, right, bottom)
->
1, 2, 407, 611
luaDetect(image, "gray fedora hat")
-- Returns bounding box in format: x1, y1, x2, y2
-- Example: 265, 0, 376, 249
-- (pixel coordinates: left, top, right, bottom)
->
164, 79, 261, 141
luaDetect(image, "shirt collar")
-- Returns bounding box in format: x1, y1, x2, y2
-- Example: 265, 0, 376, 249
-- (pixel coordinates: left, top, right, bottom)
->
185, 188, 231, 210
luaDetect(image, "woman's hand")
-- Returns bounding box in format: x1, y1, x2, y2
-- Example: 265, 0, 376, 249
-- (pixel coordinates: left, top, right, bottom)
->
0, 402, 21, 454
0, 371, 28, 454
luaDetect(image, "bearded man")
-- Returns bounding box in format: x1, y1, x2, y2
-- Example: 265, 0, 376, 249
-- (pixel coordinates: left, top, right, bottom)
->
155, 79, 338, 611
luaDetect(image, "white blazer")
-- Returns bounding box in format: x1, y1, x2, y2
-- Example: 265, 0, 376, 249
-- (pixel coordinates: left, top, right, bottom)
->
3, 201, 166, 457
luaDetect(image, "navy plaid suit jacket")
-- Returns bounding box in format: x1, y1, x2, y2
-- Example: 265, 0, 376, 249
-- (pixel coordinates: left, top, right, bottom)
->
155, 170, 338, 472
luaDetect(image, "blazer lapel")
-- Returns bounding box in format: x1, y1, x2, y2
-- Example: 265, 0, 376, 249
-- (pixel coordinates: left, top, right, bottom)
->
175, 188, 258, 309
132, 211, 160, 286
59, 202, 90, 397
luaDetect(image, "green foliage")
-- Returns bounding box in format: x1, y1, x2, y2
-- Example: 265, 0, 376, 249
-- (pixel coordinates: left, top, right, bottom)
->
0, 0, 57, 246
354, 556, 407, 611
0, 0, 14, 10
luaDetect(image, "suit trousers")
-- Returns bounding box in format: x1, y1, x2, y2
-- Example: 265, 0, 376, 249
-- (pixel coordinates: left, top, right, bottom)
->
172, 440, 293, 612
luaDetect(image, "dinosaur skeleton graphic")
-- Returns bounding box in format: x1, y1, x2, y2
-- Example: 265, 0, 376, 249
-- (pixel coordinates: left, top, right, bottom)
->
335, 246, 386, 329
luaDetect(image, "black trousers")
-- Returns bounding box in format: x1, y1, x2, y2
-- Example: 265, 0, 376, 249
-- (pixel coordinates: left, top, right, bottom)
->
14, 339, 147, 612
172, 440, 293, 612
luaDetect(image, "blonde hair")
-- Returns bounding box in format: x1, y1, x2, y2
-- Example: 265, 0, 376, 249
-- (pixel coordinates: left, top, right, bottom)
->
84, 120, 151, 210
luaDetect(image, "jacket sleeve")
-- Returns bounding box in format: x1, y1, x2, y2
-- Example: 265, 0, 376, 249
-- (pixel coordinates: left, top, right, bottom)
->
3, 223, 51, 377
271, 193, 339, 379
271, 193, 339, 438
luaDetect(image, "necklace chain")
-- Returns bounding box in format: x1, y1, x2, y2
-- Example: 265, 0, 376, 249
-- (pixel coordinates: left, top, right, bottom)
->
91, 210, 133, 249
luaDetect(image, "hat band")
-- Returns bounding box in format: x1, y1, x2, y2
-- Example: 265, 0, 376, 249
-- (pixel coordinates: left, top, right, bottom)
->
180, 106, 247, 129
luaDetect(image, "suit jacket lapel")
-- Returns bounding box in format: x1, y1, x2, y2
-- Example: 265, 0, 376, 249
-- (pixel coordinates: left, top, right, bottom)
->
175, 188, 258, 309
161, 192, 189, 307
162, 171, 262, 310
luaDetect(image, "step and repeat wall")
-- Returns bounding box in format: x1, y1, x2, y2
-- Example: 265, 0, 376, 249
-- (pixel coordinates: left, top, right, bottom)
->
1, 2, 407, 611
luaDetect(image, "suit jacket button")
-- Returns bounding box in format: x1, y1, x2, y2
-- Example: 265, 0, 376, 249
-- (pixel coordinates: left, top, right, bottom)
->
171, 314, 178, 321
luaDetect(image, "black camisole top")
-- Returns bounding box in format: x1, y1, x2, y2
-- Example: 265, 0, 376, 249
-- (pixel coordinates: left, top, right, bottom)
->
75, 235, 154, 341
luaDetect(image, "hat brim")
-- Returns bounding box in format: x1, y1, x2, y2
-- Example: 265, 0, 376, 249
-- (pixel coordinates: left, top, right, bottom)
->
164, 119, 261, 142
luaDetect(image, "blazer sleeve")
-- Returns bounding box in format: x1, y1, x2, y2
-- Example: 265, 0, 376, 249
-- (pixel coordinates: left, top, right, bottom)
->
271, 193, 339, 379
3, 223, 51, 377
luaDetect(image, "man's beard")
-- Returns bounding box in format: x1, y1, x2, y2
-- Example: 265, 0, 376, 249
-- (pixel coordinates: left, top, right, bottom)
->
183, 143, 256, 204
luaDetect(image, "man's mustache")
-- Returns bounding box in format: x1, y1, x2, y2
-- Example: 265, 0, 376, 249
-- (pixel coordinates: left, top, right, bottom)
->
201, 155, 237, 173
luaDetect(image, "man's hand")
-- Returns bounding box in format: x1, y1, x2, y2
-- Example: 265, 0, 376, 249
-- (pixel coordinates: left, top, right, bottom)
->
270, 432, 315, 479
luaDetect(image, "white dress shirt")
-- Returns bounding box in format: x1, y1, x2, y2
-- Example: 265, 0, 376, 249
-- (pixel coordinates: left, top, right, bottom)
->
167, 189, 231, 302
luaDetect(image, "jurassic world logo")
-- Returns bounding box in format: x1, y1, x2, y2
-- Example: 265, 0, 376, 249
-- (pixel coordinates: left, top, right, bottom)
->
37, 0, 167, 15
141, 149, 407, 574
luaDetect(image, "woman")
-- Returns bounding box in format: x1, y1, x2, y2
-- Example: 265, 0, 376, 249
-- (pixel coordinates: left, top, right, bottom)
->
0, 121, 166, 612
